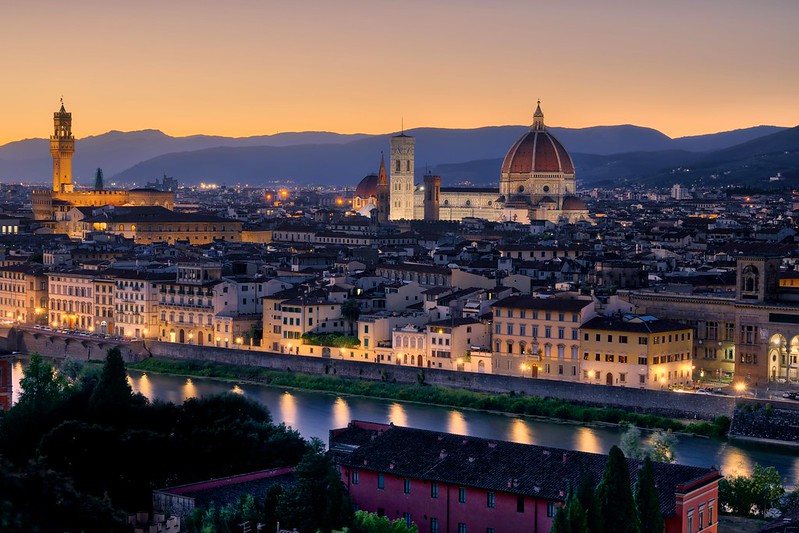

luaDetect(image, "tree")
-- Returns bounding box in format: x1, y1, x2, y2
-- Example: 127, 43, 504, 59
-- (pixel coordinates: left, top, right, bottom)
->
594, 446, 639, 533
341, 298, 361, 335
649, 430, 676, 464
551, 489, 589, 533
751, 464, 784, 517
17, 353, 65, 411
619, 425, 645, 460
276, 448, 353, 532
634, 456, 663, 533
576, 474, 599, 528
89, 347, 134, 415
352, 511, 418, 533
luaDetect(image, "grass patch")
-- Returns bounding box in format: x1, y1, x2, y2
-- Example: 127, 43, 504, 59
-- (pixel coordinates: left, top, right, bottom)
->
130, 358, 730, 438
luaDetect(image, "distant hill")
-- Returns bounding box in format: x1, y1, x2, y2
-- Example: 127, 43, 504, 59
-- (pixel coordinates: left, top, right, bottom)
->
0, 123, 791, 187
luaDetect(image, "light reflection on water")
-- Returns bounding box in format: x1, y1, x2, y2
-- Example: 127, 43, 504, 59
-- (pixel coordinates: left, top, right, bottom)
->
574, 426, 603, 455
509, 418, 533, 444
182, 378, 198, 401
279, 391, 297, 427
447, 410, 468, 435
388, 402, 408, 427
333, 397, 350, 429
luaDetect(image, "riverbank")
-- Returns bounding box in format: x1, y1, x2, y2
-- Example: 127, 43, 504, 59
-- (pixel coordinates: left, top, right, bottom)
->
130, 358, 731, 438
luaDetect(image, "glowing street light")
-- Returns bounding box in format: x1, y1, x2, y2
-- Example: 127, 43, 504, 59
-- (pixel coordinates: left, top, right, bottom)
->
734, 382, 746, 396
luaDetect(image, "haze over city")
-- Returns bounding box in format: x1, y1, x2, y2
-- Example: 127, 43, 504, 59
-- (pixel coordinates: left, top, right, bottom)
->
1, 0, 798, 146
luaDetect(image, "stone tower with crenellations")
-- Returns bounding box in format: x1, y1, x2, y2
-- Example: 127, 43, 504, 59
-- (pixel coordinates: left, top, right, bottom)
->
389, 132, 415, 220
51, 100, 75, 193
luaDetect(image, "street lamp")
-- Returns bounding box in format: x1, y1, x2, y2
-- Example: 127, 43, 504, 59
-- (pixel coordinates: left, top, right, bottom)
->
734, 382, 746, 397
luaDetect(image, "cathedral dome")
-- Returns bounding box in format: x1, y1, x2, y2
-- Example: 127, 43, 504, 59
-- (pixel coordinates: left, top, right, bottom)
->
501, 103, 574, 175
561, 196, 587, 210
354, 173, 378, 198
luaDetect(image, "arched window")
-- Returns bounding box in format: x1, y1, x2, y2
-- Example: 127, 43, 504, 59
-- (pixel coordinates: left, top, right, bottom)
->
742, 265, 759, 293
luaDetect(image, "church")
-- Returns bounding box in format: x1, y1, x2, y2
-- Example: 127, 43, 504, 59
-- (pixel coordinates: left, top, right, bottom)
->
32, 102, 175, 221
352, 102, 591, 224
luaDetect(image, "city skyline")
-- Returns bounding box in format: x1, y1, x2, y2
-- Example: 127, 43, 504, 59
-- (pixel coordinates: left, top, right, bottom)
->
1, 1, 798, 145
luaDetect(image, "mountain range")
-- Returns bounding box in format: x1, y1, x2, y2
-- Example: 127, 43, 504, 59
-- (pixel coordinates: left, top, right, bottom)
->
0, 123, 795, 188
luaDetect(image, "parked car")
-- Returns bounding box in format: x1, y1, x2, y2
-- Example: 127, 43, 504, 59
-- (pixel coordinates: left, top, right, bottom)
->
695, 389, 713, 395
782, 392, 798, 400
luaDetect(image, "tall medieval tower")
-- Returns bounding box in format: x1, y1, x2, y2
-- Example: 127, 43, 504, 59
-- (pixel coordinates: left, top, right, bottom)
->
376, 153, 390, 223
51, 101, 75, 193
389, 133, 415, 220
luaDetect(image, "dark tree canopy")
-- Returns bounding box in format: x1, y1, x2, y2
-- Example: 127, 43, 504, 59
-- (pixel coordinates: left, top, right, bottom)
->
594, 446, 639, 533
634, 457, 663, 533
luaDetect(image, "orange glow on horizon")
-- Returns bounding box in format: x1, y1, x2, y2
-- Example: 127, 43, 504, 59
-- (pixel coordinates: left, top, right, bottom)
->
0, 2, 797, 146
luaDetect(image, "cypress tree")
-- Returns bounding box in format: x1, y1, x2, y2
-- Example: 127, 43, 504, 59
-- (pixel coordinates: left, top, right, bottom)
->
577, 473, 599, 528
89, 347, 133, 415
635, 456, 664, 533
565, 491, 590, 533
594, 445, 639, 533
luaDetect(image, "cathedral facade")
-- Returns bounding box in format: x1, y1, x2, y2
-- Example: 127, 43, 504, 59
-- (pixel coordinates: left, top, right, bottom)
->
375, 103, 590, 224
32, 102, 175, 221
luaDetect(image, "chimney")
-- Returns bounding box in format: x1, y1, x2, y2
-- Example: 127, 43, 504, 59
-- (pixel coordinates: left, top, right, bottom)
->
562, 453, 568, 463
439, 450, 447, 459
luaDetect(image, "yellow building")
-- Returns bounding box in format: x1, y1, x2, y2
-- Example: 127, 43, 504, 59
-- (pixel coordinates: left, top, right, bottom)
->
490, 294, 596, 380
0, 264, 48, 325
83, 206, 242, 244
579, 315, 695, 389
32, 102, 174, 221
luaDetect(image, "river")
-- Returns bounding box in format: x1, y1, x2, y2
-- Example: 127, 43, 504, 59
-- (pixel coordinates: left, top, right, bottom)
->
11, 361, 799, 487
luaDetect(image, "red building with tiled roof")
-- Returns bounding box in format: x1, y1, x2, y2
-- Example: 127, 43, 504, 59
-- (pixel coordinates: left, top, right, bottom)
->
330, 421, 721, 533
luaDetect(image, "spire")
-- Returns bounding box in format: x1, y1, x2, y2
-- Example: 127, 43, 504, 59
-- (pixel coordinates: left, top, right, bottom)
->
532, 100, 545, 130
377, 151, 388, 186
59, 96, 66, 114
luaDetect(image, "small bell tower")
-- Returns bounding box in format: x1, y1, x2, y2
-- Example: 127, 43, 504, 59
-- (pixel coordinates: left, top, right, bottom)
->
51, 99, 75, 193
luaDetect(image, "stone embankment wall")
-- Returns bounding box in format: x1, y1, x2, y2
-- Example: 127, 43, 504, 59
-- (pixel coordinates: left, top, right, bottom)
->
728, 402, 799, 446
0, 328, 146, 363
147, 341, 735, 420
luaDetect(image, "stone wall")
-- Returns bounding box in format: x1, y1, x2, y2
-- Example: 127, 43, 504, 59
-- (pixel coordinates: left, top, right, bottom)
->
728, 401, 799, 445
146, 341, 736, 420
2, 328, 146, 363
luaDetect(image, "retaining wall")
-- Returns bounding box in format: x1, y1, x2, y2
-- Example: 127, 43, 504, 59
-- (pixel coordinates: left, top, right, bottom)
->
147, 341, 736, 420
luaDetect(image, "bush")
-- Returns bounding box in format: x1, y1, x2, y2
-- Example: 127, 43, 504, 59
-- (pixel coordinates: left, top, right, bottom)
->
301, 332, 360, 348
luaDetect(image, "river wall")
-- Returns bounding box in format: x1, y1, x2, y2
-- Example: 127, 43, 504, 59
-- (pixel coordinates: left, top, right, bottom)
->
728, 402, 799, 446
1, 328, 147, 363
146, 340, 736, 421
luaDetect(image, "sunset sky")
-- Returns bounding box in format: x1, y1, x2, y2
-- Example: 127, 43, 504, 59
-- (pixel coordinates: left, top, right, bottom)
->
1, 0, 797, 145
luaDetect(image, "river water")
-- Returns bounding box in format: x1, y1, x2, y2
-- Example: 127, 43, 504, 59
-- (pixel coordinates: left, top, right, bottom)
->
11, 362, 799, 487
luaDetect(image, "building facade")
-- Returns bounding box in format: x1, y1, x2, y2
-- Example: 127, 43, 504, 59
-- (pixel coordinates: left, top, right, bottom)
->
331, 421, 721, 533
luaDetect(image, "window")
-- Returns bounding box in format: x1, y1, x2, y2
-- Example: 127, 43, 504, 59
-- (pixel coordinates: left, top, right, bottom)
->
431, 482, 438, 498
699, 507, 705, 530
404, 513, 412, 529
708, 500, 714, 526
639, 374, 646, 384
584, 332, 589, 341
487, 491, 495, 508
431, 518, 439, 533
519, 324, 526, 336
545, 326, 551, 338
619, 336, 628, 344
377, 473, 384, 489
687, 511, 694, 533
458, 524, 466, 533
517, 496, 525, 513
506, 323, 514, 335
638, 356, 647, 365
459, 487, 466, 503
547, 502, 556, 518
352, 470, 359, 485
404, 479, 411, 494
487, 529, 495, 533
495, 323, 501, 334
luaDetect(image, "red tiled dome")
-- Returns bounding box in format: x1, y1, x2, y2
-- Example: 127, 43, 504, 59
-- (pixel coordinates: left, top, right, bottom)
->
501, 130, 575, 175
354, 174, 378, 198
561, 196, 587, 210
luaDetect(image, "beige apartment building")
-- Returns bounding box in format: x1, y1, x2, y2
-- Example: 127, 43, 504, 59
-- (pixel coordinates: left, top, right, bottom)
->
48, 269, 96, 331
491, 294, 596, 380
156, 264, 222, 346
579, 315, 695, 389
0, 264, 48, 325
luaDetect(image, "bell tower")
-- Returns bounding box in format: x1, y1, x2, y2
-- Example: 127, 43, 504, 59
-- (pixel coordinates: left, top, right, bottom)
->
51, 100, 75, 193
389, 132, 415, 220
376, 153, 390, 223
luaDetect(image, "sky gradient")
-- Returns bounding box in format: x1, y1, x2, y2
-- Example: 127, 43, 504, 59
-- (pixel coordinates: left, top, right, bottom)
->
1, 0, 797, 145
